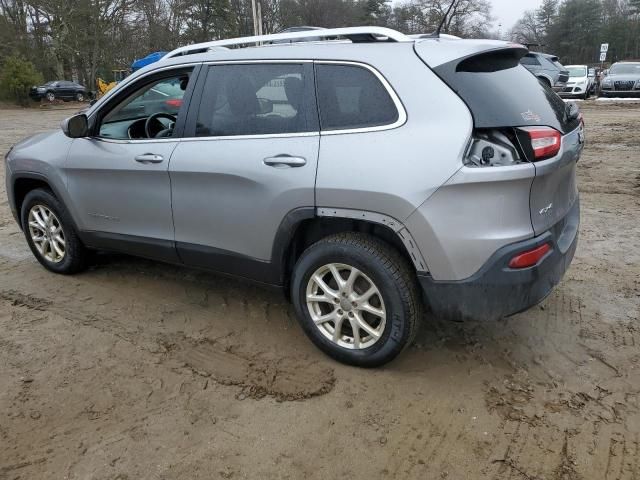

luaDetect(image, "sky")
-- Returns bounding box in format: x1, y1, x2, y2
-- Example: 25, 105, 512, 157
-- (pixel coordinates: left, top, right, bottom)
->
490, 0, 542, 32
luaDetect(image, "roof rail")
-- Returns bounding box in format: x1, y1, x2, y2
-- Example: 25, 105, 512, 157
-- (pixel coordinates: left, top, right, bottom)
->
163, 26, 411, 59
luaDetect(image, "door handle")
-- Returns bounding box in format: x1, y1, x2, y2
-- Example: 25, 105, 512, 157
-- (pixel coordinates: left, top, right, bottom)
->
263, 155, 306, 168
135, 153, 164, 164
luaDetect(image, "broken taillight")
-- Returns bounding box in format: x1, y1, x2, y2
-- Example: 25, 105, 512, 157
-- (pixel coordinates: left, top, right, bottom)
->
520, 126, 562, 161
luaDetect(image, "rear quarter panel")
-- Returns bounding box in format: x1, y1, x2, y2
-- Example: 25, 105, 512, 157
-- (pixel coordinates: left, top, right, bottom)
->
315, 45, 472, 227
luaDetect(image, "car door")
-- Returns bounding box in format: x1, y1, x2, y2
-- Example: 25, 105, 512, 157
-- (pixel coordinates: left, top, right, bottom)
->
169, 62, 319, 283
64, 66, 199, 262
57, 81, 73, 99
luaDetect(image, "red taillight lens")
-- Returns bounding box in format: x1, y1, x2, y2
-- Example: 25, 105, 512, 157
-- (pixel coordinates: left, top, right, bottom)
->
508, 243, 551, 269
521, 127, 562, 161
165, 99, 182, 108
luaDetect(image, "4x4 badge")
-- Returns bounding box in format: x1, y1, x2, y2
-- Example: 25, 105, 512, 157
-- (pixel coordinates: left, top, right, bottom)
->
539, 203, 554, 215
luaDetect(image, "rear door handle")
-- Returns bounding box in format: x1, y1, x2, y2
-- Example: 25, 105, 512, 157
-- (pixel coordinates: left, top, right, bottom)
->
135, 153, 164, 164
263, 155, 306, 168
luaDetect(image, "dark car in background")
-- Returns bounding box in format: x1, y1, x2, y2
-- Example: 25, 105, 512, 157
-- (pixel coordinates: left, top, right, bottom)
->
30, 80, 88, 102
600, 62, 640, 97
520, 52, 570, 92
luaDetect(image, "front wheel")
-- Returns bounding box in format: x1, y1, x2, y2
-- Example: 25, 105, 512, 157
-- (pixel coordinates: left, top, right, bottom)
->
45, 91, 55, 102
21, 188, 88, 274
291, 233, 421, 367
75, 92, 85, 102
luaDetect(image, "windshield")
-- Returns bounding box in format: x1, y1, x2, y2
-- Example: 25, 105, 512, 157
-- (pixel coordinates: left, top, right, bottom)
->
44, 81, 56, 86
567, 67, 587, 77
610, 64, 640, 75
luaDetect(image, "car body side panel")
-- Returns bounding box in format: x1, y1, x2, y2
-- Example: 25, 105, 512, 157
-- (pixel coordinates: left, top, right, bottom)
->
65, 138, 178, 241
315, 47, 473, 234
405, 164, 536, 281
170, 135, 320, 262
5, 130, 77, 224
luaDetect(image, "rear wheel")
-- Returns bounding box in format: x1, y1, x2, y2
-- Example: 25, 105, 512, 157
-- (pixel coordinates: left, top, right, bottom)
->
21, 189, 88, 274
75, 92, 85, 102
291, 232, 421, 367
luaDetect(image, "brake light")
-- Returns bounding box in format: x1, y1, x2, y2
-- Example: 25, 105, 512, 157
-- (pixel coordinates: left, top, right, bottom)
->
165, 99, 182, 108
521, 127, 562, 161
508, 243, 551, 269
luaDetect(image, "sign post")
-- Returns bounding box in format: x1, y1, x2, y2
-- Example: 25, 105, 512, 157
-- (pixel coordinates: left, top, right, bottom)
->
599, 43, 609, 73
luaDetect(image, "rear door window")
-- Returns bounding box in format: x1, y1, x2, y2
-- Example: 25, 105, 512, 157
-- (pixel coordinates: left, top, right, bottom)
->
315, 64, 399, 131
194, 63, 315, 137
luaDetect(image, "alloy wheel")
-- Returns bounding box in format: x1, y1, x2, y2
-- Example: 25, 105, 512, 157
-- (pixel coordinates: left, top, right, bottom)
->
27, 205, 66, 263
306, 263, 386, 349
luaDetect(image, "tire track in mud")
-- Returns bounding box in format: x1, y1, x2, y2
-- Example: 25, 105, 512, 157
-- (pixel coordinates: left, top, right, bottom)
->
0, 288, 336, 402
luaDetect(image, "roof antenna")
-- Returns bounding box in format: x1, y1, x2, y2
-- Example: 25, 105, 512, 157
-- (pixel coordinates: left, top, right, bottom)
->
435, 0, 457, 37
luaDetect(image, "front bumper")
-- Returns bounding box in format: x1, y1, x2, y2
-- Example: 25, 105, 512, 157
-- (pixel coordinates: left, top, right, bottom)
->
599, 89, 640, 98
418, 199, 580, 322
558, 86, 588, 97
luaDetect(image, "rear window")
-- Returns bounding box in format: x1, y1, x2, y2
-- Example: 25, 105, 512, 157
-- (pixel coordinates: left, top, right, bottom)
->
315, 64, 399, 131
520, 55, 540, 66
433, 49, 579, 134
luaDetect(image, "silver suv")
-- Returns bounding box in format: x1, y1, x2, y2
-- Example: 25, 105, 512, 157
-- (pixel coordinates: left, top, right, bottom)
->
520, 52, 570, 91
4, 28, 584, 366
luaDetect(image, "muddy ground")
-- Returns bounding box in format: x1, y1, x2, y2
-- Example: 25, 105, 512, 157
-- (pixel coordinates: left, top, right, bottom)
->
0, 102, 639, 480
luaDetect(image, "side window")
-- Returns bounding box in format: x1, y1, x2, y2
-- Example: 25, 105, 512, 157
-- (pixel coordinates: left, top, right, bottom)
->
521, 55, 541, 66
315, 64, 399, 131
98, 71, 192, 140
195, 63, 311, 137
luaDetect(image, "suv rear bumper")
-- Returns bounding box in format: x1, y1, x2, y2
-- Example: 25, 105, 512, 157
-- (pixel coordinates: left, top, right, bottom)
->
418, 199, 579, 322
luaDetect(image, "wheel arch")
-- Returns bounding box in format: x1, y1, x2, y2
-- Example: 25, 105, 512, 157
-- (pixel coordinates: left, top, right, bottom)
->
273, 208, 427, 290
12, 173, 70, 230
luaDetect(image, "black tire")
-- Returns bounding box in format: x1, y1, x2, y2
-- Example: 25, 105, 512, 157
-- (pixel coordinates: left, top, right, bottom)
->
45, 91, 55, 102
21, 188, 88, 274
75, 92, 85, 102
291, 232, 421, 367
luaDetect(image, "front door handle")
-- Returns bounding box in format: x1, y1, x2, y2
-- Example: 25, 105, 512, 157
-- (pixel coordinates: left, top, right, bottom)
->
263, 155, 306, 168
135, 153, 164, 164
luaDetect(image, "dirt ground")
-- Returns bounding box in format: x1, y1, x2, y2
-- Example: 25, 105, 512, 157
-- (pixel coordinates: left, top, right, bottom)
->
0, 102, 639, 480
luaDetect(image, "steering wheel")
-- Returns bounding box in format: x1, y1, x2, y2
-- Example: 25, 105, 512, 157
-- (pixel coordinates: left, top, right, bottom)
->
145, 112, 177, 138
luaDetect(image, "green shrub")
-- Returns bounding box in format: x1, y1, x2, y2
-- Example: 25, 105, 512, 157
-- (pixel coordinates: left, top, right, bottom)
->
0, 56, 43, 106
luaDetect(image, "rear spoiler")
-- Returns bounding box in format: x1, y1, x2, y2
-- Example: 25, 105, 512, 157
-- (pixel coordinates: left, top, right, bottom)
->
414, 39, 528, 68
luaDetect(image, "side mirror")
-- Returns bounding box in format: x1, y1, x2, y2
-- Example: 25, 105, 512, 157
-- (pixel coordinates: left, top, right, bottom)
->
61, 114, 89, 138
257, 97, 274, 115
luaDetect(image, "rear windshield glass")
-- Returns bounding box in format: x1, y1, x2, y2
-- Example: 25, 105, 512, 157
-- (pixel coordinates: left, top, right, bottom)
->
434, 49, 579, 134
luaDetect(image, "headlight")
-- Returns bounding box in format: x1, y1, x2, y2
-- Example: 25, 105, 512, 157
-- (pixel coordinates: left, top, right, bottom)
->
603, 79, 612, 86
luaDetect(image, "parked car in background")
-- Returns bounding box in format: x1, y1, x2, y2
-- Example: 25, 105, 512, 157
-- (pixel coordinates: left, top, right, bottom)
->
559, 65, 594, 99
520, 52, 570, 91
29, 80, 87, 102
599, 61, 640, 97
6, 27, 584, 366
